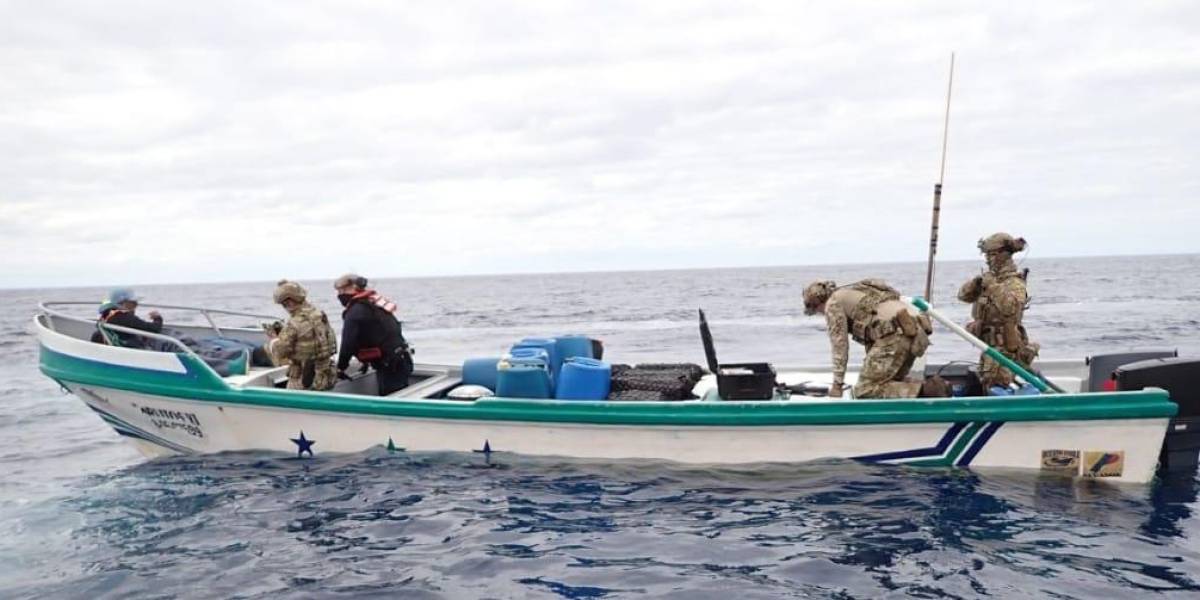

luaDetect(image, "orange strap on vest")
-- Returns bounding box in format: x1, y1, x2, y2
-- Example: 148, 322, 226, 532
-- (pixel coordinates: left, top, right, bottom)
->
351, 289, 398, 314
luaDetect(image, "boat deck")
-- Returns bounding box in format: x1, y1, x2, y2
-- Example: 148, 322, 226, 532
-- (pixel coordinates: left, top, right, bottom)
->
37, 300, 1091, 403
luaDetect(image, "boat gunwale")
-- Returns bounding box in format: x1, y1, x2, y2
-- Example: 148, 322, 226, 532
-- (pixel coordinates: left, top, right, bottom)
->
37, 317, 1179, 427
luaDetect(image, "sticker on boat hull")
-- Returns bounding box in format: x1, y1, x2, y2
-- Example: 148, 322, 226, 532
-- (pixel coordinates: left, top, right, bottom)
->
1081, 451, 1125, 478
1040, 449, 1080, 474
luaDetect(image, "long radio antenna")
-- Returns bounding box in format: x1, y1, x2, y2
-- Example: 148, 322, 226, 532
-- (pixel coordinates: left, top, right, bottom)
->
922, 52, 955, 303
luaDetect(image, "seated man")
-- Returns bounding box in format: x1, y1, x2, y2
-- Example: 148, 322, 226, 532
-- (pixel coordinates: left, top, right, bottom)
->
90, 288, 163, 348
88, 288, 269, 376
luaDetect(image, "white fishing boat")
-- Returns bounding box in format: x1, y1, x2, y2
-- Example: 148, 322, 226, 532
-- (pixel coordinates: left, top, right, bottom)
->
34, 300, 1197, 484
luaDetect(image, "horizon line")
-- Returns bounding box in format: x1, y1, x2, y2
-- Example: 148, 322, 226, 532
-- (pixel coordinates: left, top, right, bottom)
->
5, 250, 1194, 292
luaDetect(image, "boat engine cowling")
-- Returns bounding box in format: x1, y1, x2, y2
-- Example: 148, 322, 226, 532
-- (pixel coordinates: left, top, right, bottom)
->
1115, 357, 1200, 472
1086, 350, 1177, 391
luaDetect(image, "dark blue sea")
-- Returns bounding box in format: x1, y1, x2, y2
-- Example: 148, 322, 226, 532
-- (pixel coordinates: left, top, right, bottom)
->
2, 255, 1199, 598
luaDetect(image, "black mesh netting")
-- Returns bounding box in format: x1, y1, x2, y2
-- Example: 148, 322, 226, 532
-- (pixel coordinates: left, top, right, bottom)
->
607, 363, 707, 401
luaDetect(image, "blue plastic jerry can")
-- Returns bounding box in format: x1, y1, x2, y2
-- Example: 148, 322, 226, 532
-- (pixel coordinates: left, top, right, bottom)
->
555, 357, 611, 400
495, 360, 552, 399
1015, 383, 1041, 396
554, 335, 595, 363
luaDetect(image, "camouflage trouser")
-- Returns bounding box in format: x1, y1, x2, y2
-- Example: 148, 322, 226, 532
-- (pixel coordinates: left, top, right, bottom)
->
286, 359, 337, 391
977, 328, 1038, 388
980, 350, 1019, 389
853, 333, 923, 399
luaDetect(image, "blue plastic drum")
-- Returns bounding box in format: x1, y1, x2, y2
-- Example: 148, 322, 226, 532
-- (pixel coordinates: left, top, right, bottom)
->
462, 357, 501, 391
555, 357, 611, 400
554, 335, 594, 363
496, 361, 552, 399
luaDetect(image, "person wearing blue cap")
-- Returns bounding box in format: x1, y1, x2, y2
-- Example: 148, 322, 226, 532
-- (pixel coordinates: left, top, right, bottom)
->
90, 288, 164, 348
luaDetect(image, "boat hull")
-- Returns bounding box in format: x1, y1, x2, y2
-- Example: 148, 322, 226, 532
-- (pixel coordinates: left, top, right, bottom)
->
37, 315, 1176, 483
64, 381, 1169, 483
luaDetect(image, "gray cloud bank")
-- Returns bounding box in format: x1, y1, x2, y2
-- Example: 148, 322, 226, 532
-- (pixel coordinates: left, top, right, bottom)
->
1, 1, 1197, 287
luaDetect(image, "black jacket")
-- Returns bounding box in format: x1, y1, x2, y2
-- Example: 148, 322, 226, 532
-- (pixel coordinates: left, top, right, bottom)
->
338, 301, 406, 371
90, 309, 163, 348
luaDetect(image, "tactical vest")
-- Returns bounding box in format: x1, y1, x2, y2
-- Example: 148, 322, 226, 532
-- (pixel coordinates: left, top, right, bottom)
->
284, 305, 337, 362
314, 311, 337, 358
845, 279, 901, 344
973, 269, 1024, 325
969, 268, 1029, 353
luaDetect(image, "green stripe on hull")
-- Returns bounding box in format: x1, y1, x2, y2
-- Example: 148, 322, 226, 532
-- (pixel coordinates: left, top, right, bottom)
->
40, 345, 1178, 427
906, 422, 986, 467
40, 346, 227, 391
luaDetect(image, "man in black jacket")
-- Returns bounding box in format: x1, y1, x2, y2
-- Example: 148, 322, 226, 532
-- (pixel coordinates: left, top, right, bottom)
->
90, 288, 164, 348
334, 273, 413, 395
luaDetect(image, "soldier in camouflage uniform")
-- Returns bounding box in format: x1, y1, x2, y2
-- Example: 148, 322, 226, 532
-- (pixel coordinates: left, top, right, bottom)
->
265, 280, 338, 391
958, 232, 1039, 389
803, 279, 932, 399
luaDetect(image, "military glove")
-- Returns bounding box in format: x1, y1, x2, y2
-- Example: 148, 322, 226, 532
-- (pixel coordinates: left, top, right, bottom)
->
971, 275, 984, 294
828, 382, 844, 397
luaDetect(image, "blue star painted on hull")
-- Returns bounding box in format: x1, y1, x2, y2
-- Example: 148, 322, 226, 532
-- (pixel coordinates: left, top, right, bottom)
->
291, 431, 315, 458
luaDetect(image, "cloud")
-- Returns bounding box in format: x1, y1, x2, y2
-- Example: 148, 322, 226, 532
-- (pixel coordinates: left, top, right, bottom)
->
1, 1, 1197, 287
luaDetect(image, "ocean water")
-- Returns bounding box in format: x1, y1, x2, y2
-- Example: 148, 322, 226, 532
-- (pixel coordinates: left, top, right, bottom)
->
1, 255, 1199, 598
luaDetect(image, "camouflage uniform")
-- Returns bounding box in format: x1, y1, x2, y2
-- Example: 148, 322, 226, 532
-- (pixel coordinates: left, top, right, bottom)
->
269, 281, 338, 391
958, 233, 1039, 388
805, 279, 932, 399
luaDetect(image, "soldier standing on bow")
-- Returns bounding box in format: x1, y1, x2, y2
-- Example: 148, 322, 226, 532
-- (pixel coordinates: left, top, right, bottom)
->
957, 233, 1040, 389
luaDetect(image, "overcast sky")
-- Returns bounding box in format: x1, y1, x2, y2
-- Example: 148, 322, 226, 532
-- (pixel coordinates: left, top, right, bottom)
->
1, 1, 1197, 288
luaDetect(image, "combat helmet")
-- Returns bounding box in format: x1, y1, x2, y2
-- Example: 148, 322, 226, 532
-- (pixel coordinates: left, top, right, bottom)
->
273, 279, 307, 304
977, 232, 1027, 254
802, 280, 837, 315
